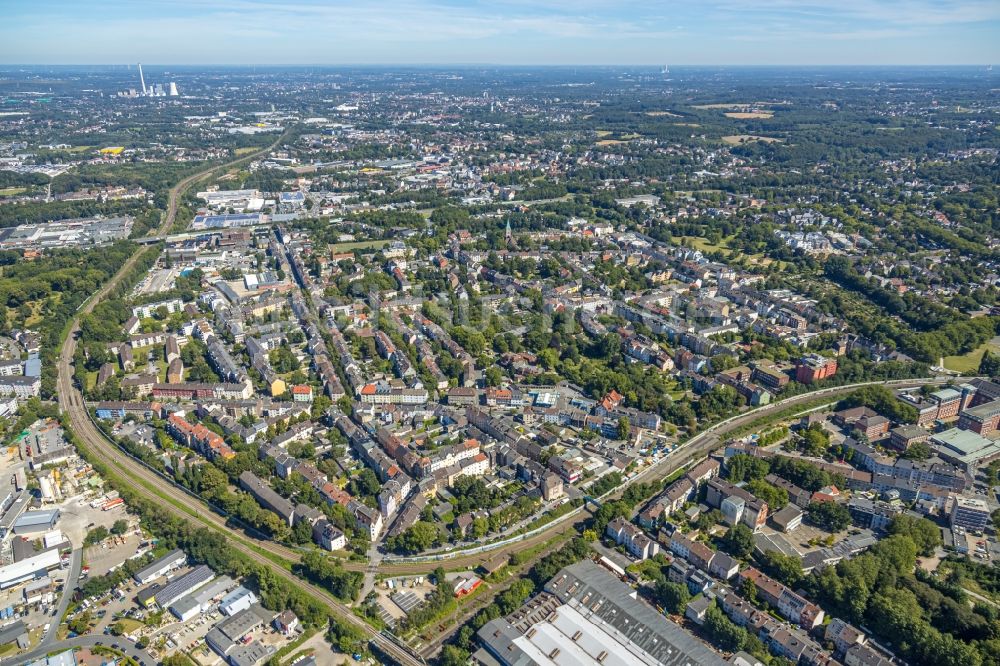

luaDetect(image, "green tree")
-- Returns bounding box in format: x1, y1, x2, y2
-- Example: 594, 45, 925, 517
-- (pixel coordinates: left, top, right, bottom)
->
726, 454, 770, 483
485, 366, 503, 387
759, 550, 803, 587
722, 523, 755, 558
704, 602, 748, 652
438, 646, 472, 666
806, 501, 851, 531
161, 655, 197, 666
887, 514, 942, 556
68, 611, 92, 634
979, 350, 1000, 377
616, 416, 631, 440
654, 580, 691, 614
110, 519, 129, 536
799, 423, 830, 457
389, 521, 440, 554
746, 478, 789, 511
84, 526, 109, 545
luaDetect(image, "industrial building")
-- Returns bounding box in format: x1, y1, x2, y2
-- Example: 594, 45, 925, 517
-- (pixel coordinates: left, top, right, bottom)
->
476, 559, 725, 666
0, 490, 32, 538
134, 548, 187, 584
205, 603, 274, 663
11, 509, 60, 535
153, 565, 215, 609
931, 428, 1000, 472
219, 586, 258, 616
0, 216, 133, 250
167, 576, 233, 622
0, 549, 61, 589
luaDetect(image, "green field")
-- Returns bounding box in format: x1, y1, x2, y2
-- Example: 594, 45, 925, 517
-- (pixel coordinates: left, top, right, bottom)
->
0, 186, 27, 196
943, 339, 1000, 373
329, 239, 389, 253
676, 235, 732, 254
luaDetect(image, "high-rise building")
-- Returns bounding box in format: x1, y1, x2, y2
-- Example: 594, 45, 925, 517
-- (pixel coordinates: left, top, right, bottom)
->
169, 82, 179, 96
951, 495, 990, 531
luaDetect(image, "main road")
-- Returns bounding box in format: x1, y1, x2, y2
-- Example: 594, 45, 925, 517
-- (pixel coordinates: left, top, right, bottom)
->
8, 634, 155, 666
53, 128, 966, 662
57, 133, 426, 666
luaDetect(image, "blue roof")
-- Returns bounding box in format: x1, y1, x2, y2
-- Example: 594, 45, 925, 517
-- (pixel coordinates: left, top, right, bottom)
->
13, 510, 59, 527
24, 358, 41, 378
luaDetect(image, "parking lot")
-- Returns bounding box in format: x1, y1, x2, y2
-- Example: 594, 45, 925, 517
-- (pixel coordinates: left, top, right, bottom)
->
373, 576, 434, 626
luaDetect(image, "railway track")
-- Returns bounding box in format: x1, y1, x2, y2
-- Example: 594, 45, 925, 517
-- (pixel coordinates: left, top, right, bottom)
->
56, 140, 425, 666
52, 128, 968, 664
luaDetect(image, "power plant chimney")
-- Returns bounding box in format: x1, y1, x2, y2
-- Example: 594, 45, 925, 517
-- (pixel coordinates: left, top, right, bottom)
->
138, 63, 146, 96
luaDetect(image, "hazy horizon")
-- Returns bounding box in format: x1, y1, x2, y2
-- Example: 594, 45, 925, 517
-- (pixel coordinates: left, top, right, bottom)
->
2, 1, 998, 66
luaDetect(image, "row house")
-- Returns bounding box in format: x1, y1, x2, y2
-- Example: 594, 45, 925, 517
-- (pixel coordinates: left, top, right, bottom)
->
764, 474, 813, 509
833, 407, 890, 441
638, 477, 693, 529
130, 331, 167, 349
716, 589, 836, 666
121, 373, 157, 397
166, 414, 235, 461
668, 532, 740, 580
358, 382, 429, 406
636, 458, 719, 529
739, 567, 824, 629
238, 471, 295, 527
606, 517, 659, 560
706, 478, 768, 531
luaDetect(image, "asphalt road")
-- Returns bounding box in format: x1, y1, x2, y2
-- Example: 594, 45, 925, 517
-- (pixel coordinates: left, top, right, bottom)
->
40, 548, 82, 648
56, 140, 425, 666
51, 128, 968, 664
5, 634, 155, 666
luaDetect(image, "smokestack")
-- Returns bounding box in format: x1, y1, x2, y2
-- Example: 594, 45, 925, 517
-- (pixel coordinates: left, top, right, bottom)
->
138, 63, 146, 96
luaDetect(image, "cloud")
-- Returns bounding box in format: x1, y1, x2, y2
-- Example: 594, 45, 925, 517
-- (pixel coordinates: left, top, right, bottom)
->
0, 0, 997, 64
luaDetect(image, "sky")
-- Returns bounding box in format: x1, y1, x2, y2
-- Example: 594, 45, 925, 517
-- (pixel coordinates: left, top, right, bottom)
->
1, 0, 998, 66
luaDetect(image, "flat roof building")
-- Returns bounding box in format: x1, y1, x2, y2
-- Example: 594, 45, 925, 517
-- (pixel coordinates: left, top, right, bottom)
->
154, 565, 215, 609
134, 548, 187, 585
951, 495, 991, 531
477, 559, 725, 666
931, 427, 1000, 472
206, 603, 273, 659
0, 549, 60, 589
12, 509, 60, 535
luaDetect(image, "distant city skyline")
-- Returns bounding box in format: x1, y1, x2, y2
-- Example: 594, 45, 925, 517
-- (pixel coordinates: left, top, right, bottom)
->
2, 0, 998, 66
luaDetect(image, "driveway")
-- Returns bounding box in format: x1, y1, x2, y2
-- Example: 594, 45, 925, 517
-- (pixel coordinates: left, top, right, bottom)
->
41, 548, 82, 647
6, 635, 155, 666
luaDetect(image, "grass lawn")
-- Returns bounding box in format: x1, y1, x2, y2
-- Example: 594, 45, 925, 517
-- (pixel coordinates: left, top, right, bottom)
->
676, 235, 733, 254
328, 239, 389, 253
722, 135, 783, 145
234, 147, 258, 156
111, 618, 144, 634
0, 186, 27, 196
943, 339, 1000, 373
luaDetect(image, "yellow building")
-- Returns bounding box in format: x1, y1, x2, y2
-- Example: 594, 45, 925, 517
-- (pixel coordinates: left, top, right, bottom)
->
270, 378, 286, 397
